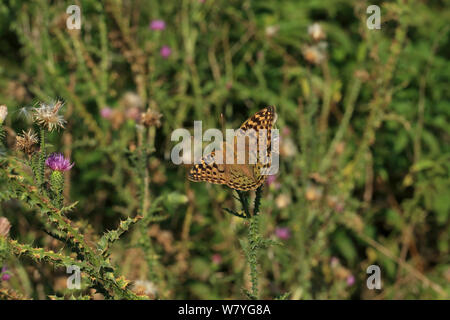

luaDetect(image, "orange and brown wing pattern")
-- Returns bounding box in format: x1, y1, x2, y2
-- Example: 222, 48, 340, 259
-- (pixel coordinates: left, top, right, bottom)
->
238, 105, 276, 158
187, 150, 227, 185
188, 106, 276, 191
225, 166, 266, 191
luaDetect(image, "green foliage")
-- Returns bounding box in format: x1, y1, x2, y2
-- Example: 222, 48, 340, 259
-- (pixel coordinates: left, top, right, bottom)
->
97, 216, 142, 255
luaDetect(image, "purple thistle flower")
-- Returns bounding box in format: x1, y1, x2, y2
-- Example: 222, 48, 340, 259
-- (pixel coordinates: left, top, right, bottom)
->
45, 153, 74, 172
266, 175, 280, 190
346, 275, 355, 286
150, 20, 166, 31
160, 46, 172, 58
266, 175, 276, 185
282, 127, 291, 136
212, 253, 222, 265
275, 227, 291, 240
330, 256, 339, 268
100, 107, 113, 119
1, 266, 10, 282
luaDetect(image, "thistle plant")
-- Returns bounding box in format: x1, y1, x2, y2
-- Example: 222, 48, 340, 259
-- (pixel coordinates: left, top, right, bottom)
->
130, 107, 166, 293
45, 153, 74, 208
31, 100, 66, 193
1, 0, 447, 301
0, 99, 146, 299
33, 100, 66, 131
15, 129, 39, 156
224, 186, 278, 299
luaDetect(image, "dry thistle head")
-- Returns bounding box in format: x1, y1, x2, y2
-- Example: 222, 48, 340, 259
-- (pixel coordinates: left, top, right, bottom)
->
302, 43, 327, 65
141, 109, 163, 128
122, 92, 144, 110
275, 194, 291, 209
0, 105, 7, 124
305, 184, 323, 201
33, 100, 66, 131
265, 25, 280, 37
308, 23, 326, 42
15, 129, 38, 155
111, 109, 125, 129
131, 280, 157, 298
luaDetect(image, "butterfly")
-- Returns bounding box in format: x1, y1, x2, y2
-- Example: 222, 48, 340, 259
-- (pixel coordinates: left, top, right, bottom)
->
188, 106, 277, 191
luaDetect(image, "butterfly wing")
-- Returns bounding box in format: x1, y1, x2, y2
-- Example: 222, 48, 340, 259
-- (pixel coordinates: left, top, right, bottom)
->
239, 105, 276, 157
188, 150, 227, 185
188, 106, 276, 191
226, 165, 265, 191
226, 106, 276, 191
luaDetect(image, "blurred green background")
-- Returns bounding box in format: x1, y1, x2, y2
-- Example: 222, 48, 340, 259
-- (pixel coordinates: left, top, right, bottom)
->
0, 0, 449, 299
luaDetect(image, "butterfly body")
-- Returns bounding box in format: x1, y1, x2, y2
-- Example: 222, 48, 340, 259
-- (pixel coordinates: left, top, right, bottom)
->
188, 106, 276, 191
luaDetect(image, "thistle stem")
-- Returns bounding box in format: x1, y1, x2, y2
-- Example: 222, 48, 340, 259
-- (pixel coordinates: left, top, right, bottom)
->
234, 186, 263, 299
137, 125, 160, 286
0, 124, 5, 144
248, 213, 260, 299
50, 171, 64, 209
38, 128, 46, 192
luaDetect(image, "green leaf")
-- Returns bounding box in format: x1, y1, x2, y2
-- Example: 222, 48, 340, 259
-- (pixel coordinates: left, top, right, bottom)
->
333, 230, 357, 264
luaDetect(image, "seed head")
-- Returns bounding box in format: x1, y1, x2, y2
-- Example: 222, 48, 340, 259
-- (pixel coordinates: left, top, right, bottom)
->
308, 23, 326, 42
302, 44, 327, 65
141, 109, 163, 128
15, 129, 39, 155
33, 100, 66, 131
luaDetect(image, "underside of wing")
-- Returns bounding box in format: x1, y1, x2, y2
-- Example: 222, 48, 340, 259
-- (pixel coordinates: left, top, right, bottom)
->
225, 164, 264, 191
187, 106, 277, 191
239, 105, 276, 157
188, 150, 227, 185
236, 106, 276, 187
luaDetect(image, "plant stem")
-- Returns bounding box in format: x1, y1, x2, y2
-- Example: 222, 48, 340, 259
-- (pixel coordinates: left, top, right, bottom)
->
234, 186, 263, 299
38, 128, 46, 192
50, 171, 64, 209
248, 213, 259, 299
0, 124, 4, 144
